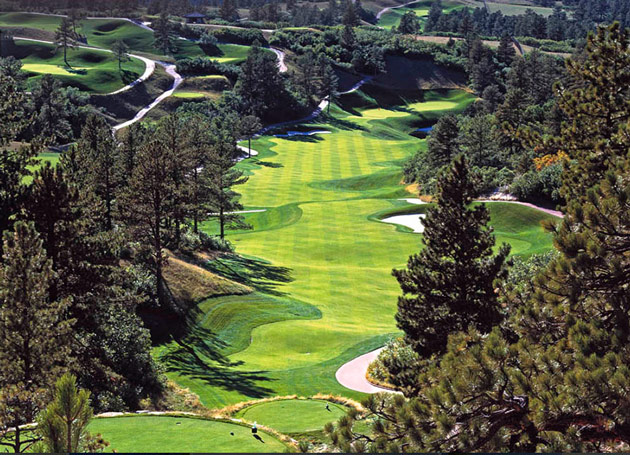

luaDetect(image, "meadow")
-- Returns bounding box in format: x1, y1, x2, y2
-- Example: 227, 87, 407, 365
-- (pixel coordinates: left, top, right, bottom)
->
378, 0, 466, 30
159, 85, 558, 409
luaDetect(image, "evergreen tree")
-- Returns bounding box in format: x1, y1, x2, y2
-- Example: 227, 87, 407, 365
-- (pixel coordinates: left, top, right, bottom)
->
425, 114, 460, 171
35, 373, 99, 453
0, 222, 72, 453
54, 17, 77, 67
29, 75, 73, 144
320, 61, 338, 114
111, 39, 130, 72
219, 0, 239, 21
423, 0, 442, 32
496, 33, 516, 68
393, 156, 510, 359
74, 114, 119, 231
396, 10, 420, 34
208, 127, 250, 240
153, 12, 178, 55
239, 114, 262, 158
124, 139, 175, 306
342, 0, 359, 26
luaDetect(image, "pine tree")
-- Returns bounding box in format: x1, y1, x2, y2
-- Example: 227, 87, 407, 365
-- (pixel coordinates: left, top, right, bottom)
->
239, 114, 262, 158
219, 0, 239, 21
153, 12, 178, 55
425, 114, 460, 171
342, 0, 359, 26
124, 139, 175, 306
0, 222, 72, 453
111, 39, 130, 72
393, 156, 510, 359
497, 33, 516, 68
35, 373, 108, 453
54, 17, 77, 67
74, 114, 119, 231
320, 61, 338, 114
397, 10, 420, 34
423, 0, 442, 32
208, 129, 250, 240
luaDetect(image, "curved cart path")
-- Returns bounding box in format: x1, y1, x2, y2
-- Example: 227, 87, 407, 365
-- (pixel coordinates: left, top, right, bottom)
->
113, 62, 183, 131
270, 47, 288, 73
336, 348, 402, 394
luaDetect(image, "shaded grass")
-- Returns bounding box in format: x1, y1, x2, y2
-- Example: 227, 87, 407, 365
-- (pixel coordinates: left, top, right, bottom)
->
87, 415, 288, 453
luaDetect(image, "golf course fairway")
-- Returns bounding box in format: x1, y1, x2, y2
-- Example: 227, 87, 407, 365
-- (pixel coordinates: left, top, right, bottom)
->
87, 415, 287, 453
160, 85, 558, 409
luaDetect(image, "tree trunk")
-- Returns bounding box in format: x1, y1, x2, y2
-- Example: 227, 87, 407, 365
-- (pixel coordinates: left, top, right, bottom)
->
248, 137, 251, 158
220, 206, 225, 240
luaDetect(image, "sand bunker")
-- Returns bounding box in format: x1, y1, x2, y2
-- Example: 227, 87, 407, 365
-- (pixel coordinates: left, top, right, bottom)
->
381, 213, 426, 233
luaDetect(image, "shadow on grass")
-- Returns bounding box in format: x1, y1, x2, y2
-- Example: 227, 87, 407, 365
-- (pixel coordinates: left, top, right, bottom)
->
204, 255, 293, 296
160, 324, 275, 399
120, 68, 139, 84
256, 160, 283, 168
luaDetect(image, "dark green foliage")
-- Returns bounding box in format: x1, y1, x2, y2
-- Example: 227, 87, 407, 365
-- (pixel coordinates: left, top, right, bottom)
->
54, 17, 77, 67
393, 156, 510, 361
396, 11, 420, 34
329, 24, 630, 452
0, 222, 72, 453
153, 12, 178, 55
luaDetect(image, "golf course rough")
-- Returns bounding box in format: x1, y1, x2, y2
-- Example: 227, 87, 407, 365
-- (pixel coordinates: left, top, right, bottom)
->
160, 84, 558, 410
234, 399, 348, 433
87, 415, 288, 453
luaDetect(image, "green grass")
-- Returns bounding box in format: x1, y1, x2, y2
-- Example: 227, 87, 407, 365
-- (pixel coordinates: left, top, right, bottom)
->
173, 90, 207, 98
158, 83, 557, 409
87, 415, 288, 453
10, 40, 144, 93
234, 399, 348, 433
378, 0, 466, 30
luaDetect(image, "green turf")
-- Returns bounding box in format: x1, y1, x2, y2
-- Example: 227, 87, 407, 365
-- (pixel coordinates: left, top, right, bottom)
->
87, 415, 287, 453
158, 84, 557, 409
234, 399, 347, 433
11, 40, 144, 93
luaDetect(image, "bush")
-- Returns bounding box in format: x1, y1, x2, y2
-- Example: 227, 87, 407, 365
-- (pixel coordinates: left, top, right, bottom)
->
210, 27, 267, 45
200, 232, 234, 252
176, 58, 241, 80
510, 163, 563, 203
368, 337, 418, 386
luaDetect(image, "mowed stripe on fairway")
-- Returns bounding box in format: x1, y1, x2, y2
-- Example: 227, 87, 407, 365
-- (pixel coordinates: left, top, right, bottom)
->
169, 88, 556, 408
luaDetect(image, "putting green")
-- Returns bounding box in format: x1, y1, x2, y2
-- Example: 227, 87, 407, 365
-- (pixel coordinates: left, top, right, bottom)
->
234, 399, 348, 433
87, 415, 287, 453
161, 85, 556, 409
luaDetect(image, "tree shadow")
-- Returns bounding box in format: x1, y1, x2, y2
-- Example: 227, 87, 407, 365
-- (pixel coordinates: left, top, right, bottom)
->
120, 69, 138, 84
204, 255, 293, 296
159, 324, 275, 399
256, 160, 283, 168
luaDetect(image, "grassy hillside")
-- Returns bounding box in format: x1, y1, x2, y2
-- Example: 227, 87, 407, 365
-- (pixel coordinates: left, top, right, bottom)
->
10, 39, 145, 93
159, 82, 558, 408
378, 0, 466, 30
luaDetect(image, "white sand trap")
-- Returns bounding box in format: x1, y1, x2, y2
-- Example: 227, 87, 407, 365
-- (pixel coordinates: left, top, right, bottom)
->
398, 198, 426, 205
381, 213, 426, 233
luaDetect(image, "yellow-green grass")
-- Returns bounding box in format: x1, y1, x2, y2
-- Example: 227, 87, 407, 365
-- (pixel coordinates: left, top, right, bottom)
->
11, 40, 145, 93
160, 84, 557, 409
173, 91, 207, 98
467, 0, 556, 17
87, 415, 288, 453
234, 399, 348, 433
